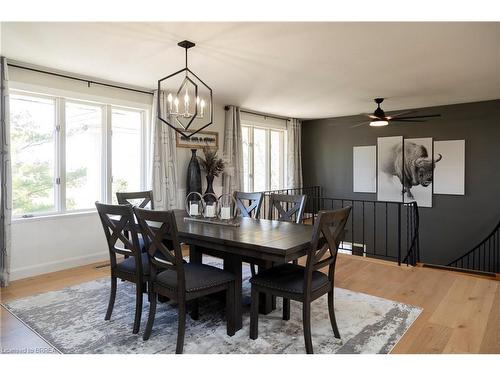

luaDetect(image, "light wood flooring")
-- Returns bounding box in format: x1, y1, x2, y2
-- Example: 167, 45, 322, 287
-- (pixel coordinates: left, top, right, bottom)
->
1, 253, 499, 354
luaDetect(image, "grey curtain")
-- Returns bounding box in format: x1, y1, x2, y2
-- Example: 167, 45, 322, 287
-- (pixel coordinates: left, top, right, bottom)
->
286, 118, 303, 189
222, 105, 244, 194
1, 57, 12, 287
151, 90, 180, 210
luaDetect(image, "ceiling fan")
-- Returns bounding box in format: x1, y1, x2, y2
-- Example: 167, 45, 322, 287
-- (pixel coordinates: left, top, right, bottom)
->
351, 98, 441, 128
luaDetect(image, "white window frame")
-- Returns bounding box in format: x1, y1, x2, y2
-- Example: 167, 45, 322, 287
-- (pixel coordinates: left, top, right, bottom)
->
10, 88, 150, 219
241, 121, 286, 192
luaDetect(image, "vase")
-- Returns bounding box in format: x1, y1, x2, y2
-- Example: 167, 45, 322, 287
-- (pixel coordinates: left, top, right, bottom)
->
204, 175, 217, 203
186, 149, 202, 197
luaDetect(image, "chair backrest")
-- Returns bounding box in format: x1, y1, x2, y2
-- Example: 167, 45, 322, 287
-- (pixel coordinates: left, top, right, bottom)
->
268, 193, 307, 224
95, 202, 142, 272
116, 190, 154, 209
133, 208, 185, 291
234, 191, 264, 219
305, 206, 352, 283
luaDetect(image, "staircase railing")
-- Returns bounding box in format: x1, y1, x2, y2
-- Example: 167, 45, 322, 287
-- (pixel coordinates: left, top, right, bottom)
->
258, 186, 420, 266
447, 220, 500, 274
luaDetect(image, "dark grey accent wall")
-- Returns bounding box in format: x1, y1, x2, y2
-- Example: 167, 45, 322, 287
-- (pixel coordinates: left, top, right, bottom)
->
302, 100, 500, 265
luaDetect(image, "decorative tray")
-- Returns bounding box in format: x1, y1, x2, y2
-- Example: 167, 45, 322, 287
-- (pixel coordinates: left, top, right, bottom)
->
183, 216, 241, 227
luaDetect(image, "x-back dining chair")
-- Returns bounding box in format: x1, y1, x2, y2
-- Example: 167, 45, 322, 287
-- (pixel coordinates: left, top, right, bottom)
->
234, 191, 264, 219
116, 190, 156, 254
134, 207, 236, 354
249, 206, 352, 354
268, 193, 307, 224
116, 190, 154, 209
95, 202, 149, 334
233, 191, 265, 276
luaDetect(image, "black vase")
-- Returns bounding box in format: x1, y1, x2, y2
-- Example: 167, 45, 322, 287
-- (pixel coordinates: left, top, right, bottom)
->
186, 149, 202, 196
204, 175, 217, 203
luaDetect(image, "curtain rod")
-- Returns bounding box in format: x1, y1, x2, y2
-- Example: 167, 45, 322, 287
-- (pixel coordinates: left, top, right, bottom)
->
227, 106, 289, 122
7, 63, 154, 96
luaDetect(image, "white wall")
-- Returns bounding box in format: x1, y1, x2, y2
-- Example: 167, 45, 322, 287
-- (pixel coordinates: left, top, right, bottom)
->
8, 65, 227, 280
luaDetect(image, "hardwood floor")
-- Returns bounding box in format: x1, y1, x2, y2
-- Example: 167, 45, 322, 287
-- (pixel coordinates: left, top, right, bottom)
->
1, 253, 499, 354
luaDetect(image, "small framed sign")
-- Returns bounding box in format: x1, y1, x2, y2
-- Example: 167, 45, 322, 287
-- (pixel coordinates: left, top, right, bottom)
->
176, 130, 219, 149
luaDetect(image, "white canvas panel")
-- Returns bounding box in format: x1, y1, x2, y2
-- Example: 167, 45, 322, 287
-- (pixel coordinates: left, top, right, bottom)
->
353, 146, 376, 193
434, 140, 465, 195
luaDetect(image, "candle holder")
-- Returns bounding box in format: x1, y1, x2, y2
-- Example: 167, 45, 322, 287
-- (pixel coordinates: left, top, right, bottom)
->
185, 192, 204, 217
202, 193, 218, 219
217, 193, 236, 221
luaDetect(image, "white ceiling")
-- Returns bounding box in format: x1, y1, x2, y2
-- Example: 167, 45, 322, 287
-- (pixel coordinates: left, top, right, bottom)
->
2, 22, 500, 119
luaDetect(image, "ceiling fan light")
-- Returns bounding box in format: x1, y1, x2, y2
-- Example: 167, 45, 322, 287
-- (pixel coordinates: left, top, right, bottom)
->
369, 120, 389, 127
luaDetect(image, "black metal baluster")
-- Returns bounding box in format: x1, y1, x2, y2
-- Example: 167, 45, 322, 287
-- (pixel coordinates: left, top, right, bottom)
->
362, 202, 366, 256
351, 200, 354, 250
374, 202, 377, 257
385, 203, 388, 258
397, 203, 401, 266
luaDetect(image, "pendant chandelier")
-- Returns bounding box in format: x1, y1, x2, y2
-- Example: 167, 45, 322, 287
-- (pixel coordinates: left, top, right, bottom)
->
157, 40, 213, 138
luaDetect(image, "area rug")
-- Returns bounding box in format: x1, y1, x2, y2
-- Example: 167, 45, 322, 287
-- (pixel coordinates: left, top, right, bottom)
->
3, 257, 422, 354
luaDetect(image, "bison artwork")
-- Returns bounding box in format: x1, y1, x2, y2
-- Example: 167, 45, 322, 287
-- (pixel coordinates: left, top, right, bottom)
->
383, 141, 442, 199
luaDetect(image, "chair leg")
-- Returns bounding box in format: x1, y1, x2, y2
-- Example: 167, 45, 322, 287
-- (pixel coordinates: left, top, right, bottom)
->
105, 276, 117, 321
250, 286, 259, 340
226, 283, 236, 336
176, 302, 187, 354
133, 283, 143, 334
283, 298, 290, 321
250, 263, 256, 277
190, 299, 199, 320
303, 302, 313, 354
328, 290, 341, 339
143, 291, 157, 341
292, 259, 298, 265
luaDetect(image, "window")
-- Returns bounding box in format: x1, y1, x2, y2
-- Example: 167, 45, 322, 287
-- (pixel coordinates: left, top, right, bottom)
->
241, 115, 286, 192
11, 94, 57, 216
10, 90, 148, 217
65, 101, 103, 210
111, 108, 143, 203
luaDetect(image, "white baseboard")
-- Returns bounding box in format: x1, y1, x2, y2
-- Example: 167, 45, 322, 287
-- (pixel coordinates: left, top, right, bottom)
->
10, 251, 109, 281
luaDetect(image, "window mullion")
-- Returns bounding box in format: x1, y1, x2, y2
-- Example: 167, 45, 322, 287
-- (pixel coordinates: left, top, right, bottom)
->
56, 97, 66, 213
249, 127, 254, 192
104, 105, 112, 203
266, 129, 271, 191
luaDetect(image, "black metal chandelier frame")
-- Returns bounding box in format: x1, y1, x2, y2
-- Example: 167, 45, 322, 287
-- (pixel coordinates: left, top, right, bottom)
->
157, 40, 213, 139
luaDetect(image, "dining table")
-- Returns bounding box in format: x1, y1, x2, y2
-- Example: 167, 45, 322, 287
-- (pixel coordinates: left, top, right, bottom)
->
122, 209, 315, 332
175, 210, 315, 330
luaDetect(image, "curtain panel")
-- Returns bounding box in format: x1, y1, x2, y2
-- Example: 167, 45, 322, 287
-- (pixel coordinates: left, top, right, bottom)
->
150, 90, 180, 210
222, 106, 244, 195
286, 118, 303, 189
0, 57, 12, 287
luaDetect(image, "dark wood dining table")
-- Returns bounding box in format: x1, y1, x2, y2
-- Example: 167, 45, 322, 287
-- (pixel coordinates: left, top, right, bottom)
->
117, 209, 314, 332
170, 210, 314, 331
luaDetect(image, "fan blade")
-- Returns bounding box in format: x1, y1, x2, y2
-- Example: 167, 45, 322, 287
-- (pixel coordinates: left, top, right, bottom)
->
391, 114, 441, 120
350, 120, 370, 128
390, 119, 426, 123
386, 110, 419, 119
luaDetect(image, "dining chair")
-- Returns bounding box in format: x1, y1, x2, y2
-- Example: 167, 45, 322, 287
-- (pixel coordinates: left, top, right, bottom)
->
234, 191, 265, 276
134, 207, 236, 354
268, 193, 307, 224
116, 190, 157, 254
95, 202, 149, 334
116, 190, 154, 209
249, 206, 352, 354
234, 191, 264, 218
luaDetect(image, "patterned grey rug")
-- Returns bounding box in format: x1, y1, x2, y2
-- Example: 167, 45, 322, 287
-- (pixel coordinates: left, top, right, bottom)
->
3, 257, 422, 354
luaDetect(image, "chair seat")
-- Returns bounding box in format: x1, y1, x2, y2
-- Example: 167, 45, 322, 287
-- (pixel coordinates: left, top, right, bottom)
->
116, 252, 150, 275
156, 263, 235, 292
250, 263, 329, 294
